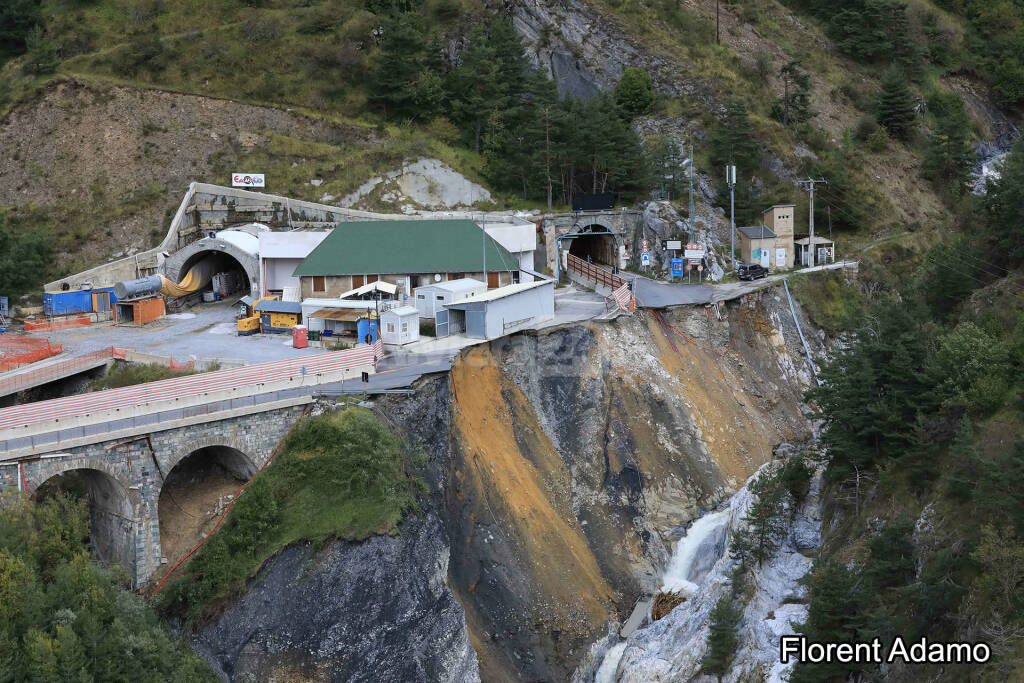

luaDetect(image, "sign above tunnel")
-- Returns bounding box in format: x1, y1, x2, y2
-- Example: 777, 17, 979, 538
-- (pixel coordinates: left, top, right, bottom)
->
232, 173, 265, 188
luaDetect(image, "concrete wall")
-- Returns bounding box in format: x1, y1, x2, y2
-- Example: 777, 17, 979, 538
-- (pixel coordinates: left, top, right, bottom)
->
0, 404, 308, 586
47, 182, 537, 293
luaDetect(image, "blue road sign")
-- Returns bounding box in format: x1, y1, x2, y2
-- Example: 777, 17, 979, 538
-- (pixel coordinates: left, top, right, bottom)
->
641, 252, 650, 266
671, 258, 683, 277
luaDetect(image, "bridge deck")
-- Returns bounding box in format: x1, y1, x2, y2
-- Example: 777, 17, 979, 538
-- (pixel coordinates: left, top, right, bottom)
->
0, 347, 375, 432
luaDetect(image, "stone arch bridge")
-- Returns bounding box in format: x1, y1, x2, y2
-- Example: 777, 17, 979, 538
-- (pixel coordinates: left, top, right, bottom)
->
0, 406, 307, 587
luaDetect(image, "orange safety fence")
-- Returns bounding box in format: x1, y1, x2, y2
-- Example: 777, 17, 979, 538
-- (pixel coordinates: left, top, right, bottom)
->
0, 337, 63, 372
23, 315, 92, 332
0, 347, 115, 394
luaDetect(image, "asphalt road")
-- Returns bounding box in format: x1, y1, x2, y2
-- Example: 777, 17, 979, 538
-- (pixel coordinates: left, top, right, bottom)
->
629, 261, 858, 308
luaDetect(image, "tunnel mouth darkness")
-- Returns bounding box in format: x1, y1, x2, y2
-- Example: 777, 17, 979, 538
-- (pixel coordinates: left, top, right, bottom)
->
158, 446, 256, 566
568, 230, 617, 267
178, 251, 251, 297
35, 469, 136, 577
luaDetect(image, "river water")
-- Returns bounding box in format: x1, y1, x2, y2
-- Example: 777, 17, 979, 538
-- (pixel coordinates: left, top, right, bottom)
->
594, 506, 732, 682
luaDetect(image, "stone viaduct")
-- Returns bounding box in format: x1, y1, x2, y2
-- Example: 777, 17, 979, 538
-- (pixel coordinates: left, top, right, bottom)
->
0, 405, 308, 587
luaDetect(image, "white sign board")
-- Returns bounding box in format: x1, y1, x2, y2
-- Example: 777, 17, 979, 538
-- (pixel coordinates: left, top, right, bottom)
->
641, 252, 650, 265
666, 240, 682, 250
232, 173, 266, 188
684, 249, 705, 259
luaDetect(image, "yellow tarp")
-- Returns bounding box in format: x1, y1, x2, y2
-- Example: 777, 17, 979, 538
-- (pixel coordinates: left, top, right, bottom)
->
159, 259, 216, 297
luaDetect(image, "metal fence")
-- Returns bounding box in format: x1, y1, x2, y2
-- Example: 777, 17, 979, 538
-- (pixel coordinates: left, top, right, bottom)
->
566, 253, 627, 290
0, 347, 114, 395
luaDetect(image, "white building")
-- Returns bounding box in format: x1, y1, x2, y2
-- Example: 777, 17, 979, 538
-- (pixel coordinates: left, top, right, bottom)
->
482, 218, 537, 281
438, 279, 555, 340
259, 231, 330, 295
299, 297, 379, 334
412, 278, 487, 318
380, 306, 420, 345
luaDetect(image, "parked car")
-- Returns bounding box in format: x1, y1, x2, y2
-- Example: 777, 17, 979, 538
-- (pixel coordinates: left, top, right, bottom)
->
737, 263, 768, 281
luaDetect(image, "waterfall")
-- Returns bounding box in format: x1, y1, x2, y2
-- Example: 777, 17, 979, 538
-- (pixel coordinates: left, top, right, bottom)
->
595, 643, 627, 683
591, 507, 732, 682
660, 508, 731, 596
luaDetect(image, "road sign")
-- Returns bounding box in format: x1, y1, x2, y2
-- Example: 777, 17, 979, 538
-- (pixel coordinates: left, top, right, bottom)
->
664, 240, 682, 250
232, 173, 265, 188
0, 296, 7, 318
698, 264, 704, 272
641, 239, 650, 252
685, 263, 692, 272
684, 248, 705, 259
641, 252, 650, 266
671, 258, 683, 277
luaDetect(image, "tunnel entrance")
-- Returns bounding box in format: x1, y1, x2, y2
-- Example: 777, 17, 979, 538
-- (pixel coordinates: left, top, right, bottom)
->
158, 446, 256, 565
567, 229, 618, 267
35, 469, 136, 577
177, 251, 251, 299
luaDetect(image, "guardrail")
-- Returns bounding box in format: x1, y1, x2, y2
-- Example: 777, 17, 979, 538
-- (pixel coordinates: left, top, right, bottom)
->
0, 347, 115, 395
566, 253, 627, 290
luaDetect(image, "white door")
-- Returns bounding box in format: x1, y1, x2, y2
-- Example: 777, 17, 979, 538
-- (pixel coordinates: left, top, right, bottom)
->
760, 248, 770, 268
776, 248, 786, 268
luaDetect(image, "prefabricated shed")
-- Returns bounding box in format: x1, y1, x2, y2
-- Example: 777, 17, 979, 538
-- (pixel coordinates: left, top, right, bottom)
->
380, 306, 420, 345
412, 278, 486, 318
439, 280, 554, 340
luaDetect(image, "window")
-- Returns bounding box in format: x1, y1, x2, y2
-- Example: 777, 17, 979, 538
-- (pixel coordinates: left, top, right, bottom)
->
401, 322, 408, 332
436, 295, 444, 301
417, 294, 425, 300
387, 322, 395, 332
312, 276, 326, 293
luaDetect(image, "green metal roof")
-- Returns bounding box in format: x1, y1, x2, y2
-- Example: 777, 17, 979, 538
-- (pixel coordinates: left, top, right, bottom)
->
292, 220, 520, 277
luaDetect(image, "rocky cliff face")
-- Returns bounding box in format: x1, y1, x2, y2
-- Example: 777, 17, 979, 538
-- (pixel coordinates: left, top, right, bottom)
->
190, 513, 479, 683
615, 454, 824, 683
194, 289, 822, 682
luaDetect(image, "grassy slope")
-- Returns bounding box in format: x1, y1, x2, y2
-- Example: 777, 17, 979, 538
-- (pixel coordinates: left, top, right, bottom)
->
158, 407, 423, 622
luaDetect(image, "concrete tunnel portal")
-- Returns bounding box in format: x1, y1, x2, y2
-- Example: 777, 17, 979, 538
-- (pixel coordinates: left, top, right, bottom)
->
567, 227, 619, 268
34, 468, 138, 578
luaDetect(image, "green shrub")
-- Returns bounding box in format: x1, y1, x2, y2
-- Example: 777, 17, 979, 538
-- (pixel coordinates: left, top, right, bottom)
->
160, 408, 421, 621
93, 363, 198, 390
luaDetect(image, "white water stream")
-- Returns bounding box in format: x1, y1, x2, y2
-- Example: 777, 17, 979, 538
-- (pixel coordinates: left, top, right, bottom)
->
594, 507, 732, 682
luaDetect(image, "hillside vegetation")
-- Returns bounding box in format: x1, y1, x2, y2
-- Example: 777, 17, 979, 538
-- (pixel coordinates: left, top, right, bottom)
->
159, 407, 422, 623
0, 0, 1012, 298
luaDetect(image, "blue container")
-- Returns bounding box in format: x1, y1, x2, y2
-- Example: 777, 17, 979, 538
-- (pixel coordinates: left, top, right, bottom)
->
356, 317, 379, 344
43, 290, 94, 316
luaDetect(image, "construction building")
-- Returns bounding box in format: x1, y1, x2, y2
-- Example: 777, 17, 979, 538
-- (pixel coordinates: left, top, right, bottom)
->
412, 278, 487, 318
436, 279, 554, 340
736, 204, 796, 269
258, 231, 330, 297
293, 220, 521, 300
380, 306, 420, 345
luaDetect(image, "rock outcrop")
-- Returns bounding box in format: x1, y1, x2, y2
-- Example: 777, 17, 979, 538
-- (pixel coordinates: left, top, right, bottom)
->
191, 513, 479, 683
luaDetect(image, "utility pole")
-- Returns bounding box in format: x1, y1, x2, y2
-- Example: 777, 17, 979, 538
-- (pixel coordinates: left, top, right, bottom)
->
482, 213, 488, 287
799, 178, 827, 266
687, 142, 695, 244
726, 164, 736, 271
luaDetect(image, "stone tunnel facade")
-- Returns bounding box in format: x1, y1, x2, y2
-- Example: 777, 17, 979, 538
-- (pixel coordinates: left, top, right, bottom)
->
541, 210, 643, 273
0, 404, 308, 587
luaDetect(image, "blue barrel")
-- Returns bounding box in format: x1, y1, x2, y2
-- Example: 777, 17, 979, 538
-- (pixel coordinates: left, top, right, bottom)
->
356, 318, 379, 344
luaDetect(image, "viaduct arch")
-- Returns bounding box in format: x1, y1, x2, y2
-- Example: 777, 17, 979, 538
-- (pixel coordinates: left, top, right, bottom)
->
3, 405, 306, 586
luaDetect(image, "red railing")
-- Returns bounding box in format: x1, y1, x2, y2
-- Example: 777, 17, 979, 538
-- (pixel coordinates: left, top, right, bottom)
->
566, 253, 627, 290
0, 347, 116, 395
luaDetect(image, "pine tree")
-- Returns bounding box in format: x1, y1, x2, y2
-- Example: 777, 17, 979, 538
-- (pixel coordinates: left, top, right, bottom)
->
710, 98, 759, 176
24, 26, 59, 76
790, 560, 863, 683
984, 136, 1024, 266
371, 15, 427, 120
701, 594, 742, 680
924, 92, 972, 195
446, 27, 499, 153
0, 0, 42, 56
877, 67, 917, 139
615, 67, 656, 118
730, 469, 787, 568
772, 61, 813, 126
55, 626, 89, 683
